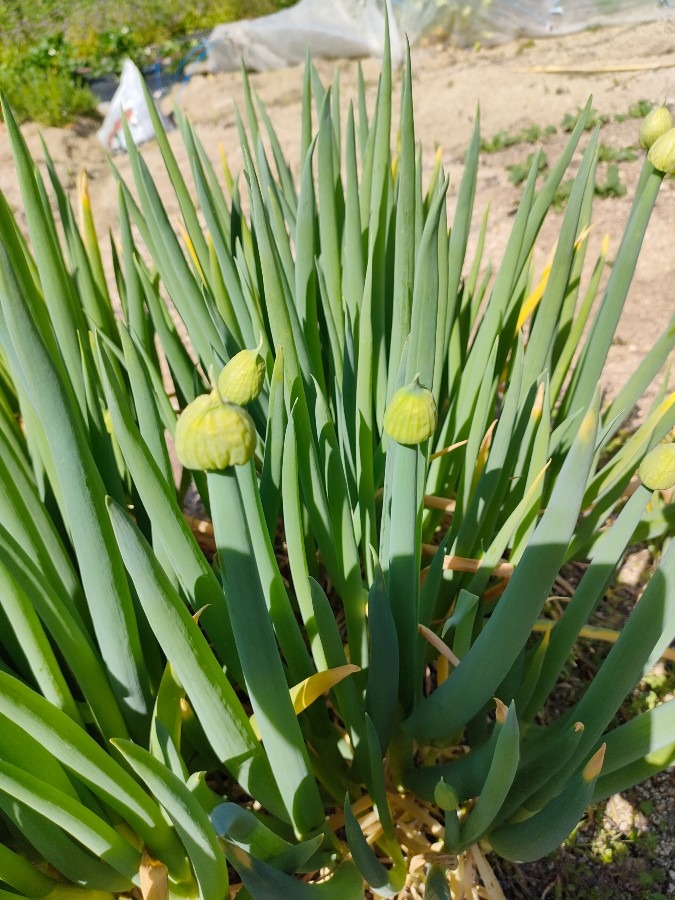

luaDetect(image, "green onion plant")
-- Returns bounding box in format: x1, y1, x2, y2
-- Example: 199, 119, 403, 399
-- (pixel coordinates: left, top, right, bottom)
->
0, 24, 673, 898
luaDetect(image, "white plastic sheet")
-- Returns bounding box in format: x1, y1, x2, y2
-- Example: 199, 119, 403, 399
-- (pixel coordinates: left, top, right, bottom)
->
202, 0, 671, 74
205, 0, 403, 73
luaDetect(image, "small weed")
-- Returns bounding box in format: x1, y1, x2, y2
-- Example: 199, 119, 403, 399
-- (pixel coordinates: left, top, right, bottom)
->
516, 38, 536, 54
615, 99, 655, 123
626, 666, 675, 718
561, 107, 609, 133
597, 144, 638, 163
638, 831, 660, 851
507, 151, 548, 186
521, 123, 557, 142
551, 165, 626, 212
639, 869, 667, 887
24, 33, 80, 77
0, 67, 96, 126
480, 122, 556, 153
480, 130, 522, 153
628, 99, 654, 119
595, 164, 626, 199
82, 26, 139, 77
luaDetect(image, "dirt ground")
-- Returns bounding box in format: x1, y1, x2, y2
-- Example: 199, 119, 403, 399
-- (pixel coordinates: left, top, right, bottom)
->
1, 14, 674, 899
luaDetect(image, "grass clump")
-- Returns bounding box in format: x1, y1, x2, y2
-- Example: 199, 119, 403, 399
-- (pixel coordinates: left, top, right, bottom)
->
480, 122, 557, 152
0, 37, 97, 126
0, 0, 294, 124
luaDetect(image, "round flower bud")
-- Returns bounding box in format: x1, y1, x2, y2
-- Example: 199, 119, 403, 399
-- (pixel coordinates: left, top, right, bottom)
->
175, 390, 256, 471
383, 375, 438, 446
639, 105, 673, 149
218, 337, 266, 406
638, 442, 675, 491
648, 126, 675, 174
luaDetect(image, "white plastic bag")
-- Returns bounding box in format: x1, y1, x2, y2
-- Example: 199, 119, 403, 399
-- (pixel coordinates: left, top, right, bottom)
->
96, 59, 173, 154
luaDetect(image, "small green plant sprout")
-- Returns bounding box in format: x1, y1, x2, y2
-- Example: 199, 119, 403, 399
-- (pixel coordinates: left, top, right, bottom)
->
521, 123, 557, 143
561, 106, 609, 132
481, 122, 556, 153
594, 164, 626, 199
553, 163, 627, 211
480, 128, 522, 152
507, 151, 549, 186
615, 100, 657, 124
629, 98, 657, 119
597, 144, 638, 163
0, 33, 674, 899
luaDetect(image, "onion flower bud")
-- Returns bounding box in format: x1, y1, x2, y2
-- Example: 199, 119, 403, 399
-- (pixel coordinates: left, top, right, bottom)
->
175, 389, 256, 471
648, 126, 675, 174
639, 442, 675, 491
218, 336, 266, 406
383, 374, 438, 445
639, 105, 673, 150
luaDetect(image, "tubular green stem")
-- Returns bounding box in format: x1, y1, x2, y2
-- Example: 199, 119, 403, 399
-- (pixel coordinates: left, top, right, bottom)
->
524, 485, 652, 718
404, 396, 600, 744
384, 441, 423, 713
234, 460, 315, 685
209, 468, 325, 838
560, 159, 664, 424
556, 533, 675, 782
0, 242, 152, 739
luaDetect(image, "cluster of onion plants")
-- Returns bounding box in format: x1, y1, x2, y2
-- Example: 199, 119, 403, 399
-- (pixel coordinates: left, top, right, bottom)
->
0, 27, 673, 899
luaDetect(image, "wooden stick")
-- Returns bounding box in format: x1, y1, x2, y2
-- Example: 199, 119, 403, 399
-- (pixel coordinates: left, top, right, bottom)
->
482, 578, 509, 603
421, 548, 515, 578
532, 620, 675, 662
423, 493, 457, 512
515, 61, 675, 74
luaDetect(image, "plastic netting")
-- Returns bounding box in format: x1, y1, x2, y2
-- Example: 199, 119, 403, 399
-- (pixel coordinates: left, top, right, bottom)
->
393, 0, 672, 45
